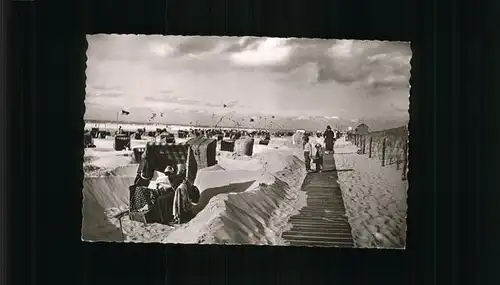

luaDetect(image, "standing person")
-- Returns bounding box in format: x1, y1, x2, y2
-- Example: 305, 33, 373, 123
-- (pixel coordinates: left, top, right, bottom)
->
302, 132, 309, 148
303, 136, 313, 172
323, 125, 335, 154
313, 143, 324, 173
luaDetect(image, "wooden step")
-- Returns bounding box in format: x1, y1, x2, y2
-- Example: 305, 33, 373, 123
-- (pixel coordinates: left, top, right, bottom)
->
287, 239, 354, 247
288, 219, 349, 227
284, 229, 352, 237
287, 224, 352, 233
289, 215, 348, 222
282, 233, 354, 242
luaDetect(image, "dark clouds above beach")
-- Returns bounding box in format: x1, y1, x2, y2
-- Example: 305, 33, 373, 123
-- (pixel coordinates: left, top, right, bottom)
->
85, 35, 411, 130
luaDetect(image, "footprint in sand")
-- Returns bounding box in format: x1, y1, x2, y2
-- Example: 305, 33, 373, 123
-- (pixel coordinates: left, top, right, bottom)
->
384, 217, 394, 227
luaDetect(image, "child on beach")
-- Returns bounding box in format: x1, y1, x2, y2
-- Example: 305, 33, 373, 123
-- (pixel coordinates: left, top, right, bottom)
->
313, 143, 324, 173
303, 136, 313, 172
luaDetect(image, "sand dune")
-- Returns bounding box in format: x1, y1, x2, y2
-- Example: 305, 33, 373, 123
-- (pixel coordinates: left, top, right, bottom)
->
153, 143, 307, 245
164, 159, 306, 245
109, 164, 139, 177
81, 176, 135, 241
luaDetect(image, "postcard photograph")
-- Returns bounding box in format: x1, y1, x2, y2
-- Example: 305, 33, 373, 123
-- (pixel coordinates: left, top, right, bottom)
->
82, 35, 411, 248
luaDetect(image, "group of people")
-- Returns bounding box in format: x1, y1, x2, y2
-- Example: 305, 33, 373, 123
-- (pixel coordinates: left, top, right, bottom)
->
302, 125, 338, 173
131, 144, 200, 224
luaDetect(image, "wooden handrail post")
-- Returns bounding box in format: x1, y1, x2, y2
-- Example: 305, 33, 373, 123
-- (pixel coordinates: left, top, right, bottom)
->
368, 137, 373, 158
402, 139, 408, 181
362, 136, 366, 154
118, 216, 124, 242
381, 138, 386, 166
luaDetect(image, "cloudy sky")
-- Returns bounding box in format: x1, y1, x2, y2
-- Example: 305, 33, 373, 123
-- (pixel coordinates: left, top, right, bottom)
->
85, 35, 411, 131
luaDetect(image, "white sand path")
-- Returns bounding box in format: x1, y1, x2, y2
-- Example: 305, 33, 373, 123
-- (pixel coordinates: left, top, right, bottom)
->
334, 137, 408, 249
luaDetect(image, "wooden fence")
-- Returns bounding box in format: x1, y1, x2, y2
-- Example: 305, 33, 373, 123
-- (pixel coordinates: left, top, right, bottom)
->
347, 126, 409, 181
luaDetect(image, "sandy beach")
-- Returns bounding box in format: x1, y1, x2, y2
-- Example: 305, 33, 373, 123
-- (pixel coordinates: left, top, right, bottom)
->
334, 137, 408, 248
82, 133, 407, 248
82, 135, 309, 245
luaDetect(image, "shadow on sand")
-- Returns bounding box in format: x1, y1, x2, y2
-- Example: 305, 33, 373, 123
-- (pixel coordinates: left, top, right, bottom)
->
318, 169, 336, 173
336, 169, 354, 172
81, 195, 123, 242
310, 168, 353, 174
192, 180, 256, 215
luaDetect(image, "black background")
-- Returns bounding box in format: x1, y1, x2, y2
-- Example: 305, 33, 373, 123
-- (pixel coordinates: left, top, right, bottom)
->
5, 0, 500, 284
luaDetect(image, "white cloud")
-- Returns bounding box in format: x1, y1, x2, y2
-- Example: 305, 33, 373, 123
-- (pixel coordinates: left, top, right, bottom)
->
295, 116, 312, 120
230, 38, 293, 67
85, 35, 410, 128
369, 52, 411, 65
328, 40, 355, 58
149, 42, 176, 57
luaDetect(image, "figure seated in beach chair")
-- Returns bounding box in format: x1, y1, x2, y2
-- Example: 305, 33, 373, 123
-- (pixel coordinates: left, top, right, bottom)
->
129, 182, 172, 225
129, 164, 201, 225
167, 164, 200, 224
129, 165, 178, 225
